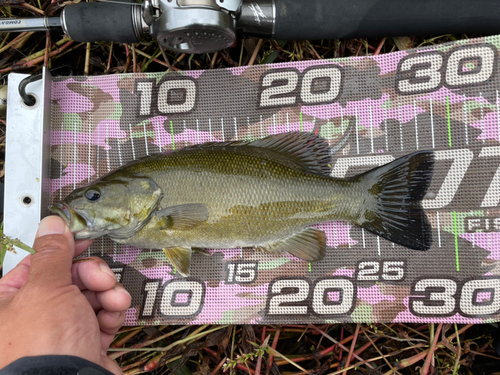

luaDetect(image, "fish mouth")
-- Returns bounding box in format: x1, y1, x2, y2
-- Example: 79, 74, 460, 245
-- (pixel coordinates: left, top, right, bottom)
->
49, 203, 89, 233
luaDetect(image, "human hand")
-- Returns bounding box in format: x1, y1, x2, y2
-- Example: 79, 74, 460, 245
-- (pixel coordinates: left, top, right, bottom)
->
0, 216, 131, 374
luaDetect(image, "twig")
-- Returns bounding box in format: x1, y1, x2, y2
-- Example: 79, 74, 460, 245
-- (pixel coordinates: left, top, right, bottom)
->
238, 39, 244, 66
255, 327, 266, 375
106, 41, 113, 73
297, 325, 309, 342
176, 53, 186, 64
108, 325, 189, 359
447, 324, 473, 341
306, 40, 322, 59
0, 32, 31, 54
386, 349, 429, 374
0, 32, 10, 50
355, 42, 363, 56
211, 357, 226, 375
124, 44, 131, 73
230, 325, 236, 375
452, 324, 461, 375
334, 344, 427, 374
363, 330, 402, 375
337, 325, 344, 371
158, 45, 173, 71
111, 327, 142, 348
136, 48, 178, 71
109, 326, 228, 354
374, 37, 387, 55
51, 42, 86, 62
421, 323, 443, 375
467, 350, 500, 360
309, 324, 375, 370
132, 43, 137, 73
15, 36, 69, 64
266, 327, 280, 375
120, 353, 156, 372
21, 2, 44, 15
316, 324, 327, 349
43, 30, 50, 67
396, 323, 430, 340
210, 51, 218, 69
185, 324, 210, 346
342, 324, 360, 375
16, 40, 74, 69
84, 42, 91, 75
235, 363, 255, 374
267, 346, 309, 373
274, 329, 352, 366
248, 39, 264, 66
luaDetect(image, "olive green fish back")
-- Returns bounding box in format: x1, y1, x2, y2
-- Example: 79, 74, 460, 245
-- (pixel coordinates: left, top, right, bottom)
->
50, 35, 500, 325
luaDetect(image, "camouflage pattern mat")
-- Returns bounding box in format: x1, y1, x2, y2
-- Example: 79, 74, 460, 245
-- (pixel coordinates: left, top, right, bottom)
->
50, 36, 500, 325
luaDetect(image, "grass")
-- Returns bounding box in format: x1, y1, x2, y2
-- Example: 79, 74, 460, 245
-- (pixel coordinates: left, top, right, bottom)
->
1, 1, 500, 374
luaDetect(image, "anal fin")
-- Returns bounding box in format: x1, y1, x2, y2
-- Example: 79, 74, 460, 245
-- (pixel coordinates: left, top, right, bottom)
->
162, 246, 192, 276
192, 247, 210, 256
257, 227, 326, 262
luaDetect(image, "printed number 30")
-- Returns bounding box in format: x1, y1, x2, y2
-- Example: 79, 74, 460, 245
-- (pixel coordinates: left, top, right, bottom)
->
409, 278, 500, 317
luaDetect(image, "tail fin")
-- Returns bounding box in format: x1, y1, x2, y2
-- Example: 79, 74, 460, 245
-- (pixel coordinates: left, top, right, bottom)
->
355, 151, 434, 250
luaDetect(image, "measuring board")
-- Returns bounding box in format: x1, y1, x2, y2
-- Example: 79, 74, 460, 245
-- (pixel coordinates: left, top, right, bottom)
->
4, 36, 500, 325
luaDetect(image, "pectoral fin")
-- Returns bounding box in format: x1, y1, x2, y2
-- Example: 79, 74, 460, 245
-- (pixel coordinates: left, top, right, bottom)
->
156, 204, 209, 230
257, 227, 326, 262
162, 246, 192, 276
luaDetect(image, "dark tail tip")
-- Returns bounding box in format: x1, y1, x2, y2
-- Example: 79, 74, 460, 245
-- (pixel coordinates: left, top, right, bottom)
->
357, 151, 434, 251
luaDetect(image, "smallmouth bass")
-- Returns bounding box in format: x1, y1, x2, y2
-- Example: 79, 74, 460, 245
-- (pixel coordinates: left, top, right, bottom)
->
50, 132, 434, 276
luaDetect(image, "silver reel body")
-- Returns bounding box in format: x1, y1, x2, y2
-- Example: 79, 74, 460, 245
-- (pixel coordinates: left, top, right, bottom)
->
146, 0, 242, 54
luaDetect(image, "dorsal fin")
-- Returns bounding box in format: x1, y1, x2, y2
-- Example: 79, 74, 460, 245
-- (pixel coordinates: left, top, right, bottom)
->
182, 132, 333, 176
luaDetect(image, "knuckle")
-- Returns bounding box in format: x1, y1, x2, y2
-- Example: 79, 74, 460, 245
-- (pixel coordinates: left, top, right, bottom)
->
33, 234, 70, 254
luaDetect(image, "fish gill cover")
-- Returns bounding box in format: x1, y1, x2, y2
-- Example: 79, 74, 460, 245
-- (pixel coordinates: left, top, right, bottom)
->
49, 35, 500, 325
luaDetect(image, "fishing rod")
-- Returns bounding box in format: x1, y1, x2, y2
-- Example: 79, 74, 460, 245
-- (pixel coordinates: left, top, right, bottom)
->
0, 0, 500, 54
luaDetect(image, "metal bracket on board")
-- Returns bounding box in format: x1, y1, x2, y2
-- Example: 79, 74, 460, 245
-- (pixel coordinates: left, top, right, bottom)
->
3, 67, 52, 275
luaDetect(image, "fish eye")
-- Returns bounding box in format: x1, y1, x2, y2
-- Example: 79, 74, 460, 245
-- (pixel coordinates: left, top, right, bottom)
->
85, 188, 101, 202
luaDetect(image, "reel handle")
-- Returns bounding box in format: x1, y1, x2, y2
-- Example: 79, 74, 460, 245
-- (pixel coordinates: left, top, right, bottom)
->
61, 2, 141, 44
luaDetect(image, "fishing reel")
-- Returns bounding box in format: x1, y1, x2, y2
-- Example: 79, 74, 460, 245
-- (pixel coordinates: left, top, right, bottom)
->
1, 0, 274, 54
1, 0, 500, 54
61, 0, 273, 54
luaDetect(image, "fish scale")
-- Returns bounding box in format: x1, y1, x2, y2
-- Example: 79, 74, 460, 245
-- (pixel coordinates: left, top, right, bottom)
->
124, 148, 354, 248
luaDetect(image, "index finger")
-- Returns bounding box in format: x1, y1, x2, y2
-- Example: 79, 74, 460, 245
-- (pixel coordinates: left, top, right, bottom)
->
75, 239, 95, 256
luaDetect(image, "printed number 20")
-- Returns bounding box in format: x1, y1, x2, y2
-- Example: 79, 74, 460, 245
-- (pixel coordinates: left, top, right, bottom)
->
259, 66, 342, 107
266, 278, 355, 316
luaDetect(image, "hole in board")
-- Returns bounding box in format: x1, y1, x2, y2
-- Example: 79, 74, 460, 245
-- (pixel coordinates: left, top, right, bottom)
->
20, 93, 39, 109
20, 195, 34, 207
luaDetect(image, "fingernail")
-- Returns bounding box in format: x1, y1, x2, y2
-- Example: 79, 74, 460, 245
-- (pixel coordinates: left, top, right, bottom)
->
100, 263, 117, 281
38, 216, 68, 237
72, 257, 93, 264
114, 284, 131, 298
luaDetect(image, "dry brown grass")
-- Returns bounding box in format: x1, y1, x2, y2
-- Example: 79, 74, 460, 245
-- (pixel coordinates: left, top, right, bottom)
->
1, 2, 500, 374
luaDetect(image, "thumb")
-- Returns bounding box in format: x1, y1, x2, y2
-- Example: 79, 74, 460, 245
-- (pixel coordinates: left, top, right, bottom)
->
28, 216, 76, 288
